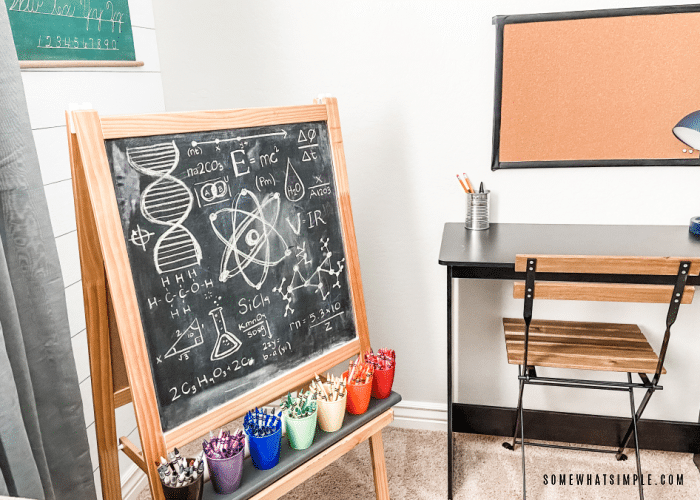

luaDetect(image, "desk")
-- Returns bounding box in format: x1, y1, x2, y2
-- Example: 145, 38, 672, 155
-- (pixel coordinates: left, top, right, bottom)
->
438, 222, 700, 499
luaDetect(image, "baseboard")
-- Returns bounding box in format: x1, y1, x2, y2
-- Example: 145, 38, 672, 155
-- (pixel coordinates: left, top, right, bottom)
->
390, 400, 447, 432
122, 463, 148, 500
453, 403, 700, 454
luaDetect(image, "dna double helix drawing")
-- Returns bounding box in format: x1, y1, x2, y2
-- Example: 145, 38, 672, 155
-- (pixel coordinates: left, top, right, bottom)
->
126, 142, 202, 274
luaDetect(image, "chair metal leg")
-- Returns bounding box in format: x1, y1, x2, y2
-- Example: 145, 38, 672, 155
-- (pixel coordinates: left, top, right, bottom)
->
626, 373, 644, 500
520, 395, 527, 500
616, 386, 654, 458
503, 368, 525, 451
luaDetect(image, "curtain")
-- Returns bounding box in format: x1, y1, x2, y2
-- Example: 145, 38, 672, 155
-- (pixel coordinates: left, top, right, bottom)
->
0, 5, 97, 500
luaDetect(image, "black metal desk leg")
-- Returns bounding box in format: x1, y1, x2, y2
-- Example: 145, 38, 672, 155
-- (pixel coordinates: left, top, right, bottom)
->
447, 266, 453, 499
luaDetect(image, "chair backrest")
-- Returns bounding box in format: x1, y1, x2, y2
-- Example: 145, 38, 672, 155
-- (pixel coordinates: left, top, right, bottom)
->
513, 255, 700, 304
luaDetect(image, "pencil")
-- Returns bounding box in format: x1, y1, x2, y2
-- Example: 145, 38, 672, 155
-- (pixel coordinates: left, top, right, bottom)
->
462, 173, 475, 193
456, 174, 468, 193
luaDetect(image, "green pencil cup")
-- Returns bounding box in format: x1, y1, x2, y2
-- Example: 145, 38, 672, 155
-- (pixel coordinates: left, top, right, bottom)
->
283, 408, 318, 450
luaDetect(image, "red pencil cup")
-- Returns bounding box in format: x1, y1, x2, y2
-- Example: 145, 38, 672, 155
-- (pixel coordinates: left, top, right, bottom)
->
343, 370, 372, 415
371, 364, 395, 399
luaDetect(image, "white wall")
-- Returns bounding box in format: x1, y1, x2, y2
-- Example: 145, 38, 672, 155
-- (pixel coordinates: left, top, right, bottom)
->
150, 0, 700, 425
19, 1, 164, 497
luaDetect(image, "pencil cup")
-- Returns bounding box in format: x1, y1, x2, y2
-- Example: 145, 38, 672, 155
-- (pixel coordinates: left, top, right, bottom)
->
318, 383, 347, 432
247, 426, 282, 470
206, 447, 244, 494
465, 191, 490, 230
160, 458, 204, 500
343, 370, 373, 415
371, 365, 395, 400
284, 408, 318, 450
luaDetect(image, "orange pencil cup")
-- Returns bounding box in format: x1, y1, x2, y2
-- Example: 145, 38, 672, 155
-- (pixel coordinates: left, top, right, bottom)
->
371, 364, 395, 399
343, 370, 372, 415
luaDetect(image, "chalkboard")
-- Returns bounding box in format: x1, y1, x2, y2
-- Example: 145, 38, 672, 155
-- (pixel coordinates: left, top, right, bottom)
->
104, 121, 358, 431
5, 0, 136, 61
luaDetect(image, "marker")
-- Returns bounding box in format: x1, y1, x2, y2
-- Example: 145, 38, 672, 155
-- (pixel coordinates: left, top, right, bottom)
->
479, 182, 484, 193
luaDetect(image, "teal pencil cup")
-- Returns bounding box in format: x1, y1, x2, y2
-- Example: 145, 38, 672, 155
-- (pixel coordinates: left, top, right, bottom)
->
284, 408, 318, 450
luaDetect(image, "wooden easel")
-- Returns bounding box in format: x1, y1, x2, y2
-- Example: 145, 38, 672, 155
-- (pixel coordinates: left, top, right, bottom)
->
67, 98, 393, 500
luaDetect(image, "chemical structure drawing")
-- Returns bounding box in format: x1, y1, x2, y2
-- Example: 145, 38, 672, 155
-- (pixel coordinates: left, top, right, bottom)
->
209, 189, 291, 290
126, 141, 202, 274
272, 237, 345, 317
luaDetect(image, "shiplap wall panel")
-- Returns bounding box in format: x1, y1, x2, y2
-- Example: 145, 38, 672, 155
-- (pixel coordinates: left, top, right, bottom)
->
80, 378, 96, 427
22, 72, 165, 129
56, 232, 81, 287
71, 329, 91, 383
86, 423, 99, 472
94, 469, 102, 500
130, 0, 156, 28
65, 282, 87, 336
115, 403, 139, 442
132, 27, 161, 71
33, 127, 71, 185
18, 2, 164, 491
44, 180, 76, 237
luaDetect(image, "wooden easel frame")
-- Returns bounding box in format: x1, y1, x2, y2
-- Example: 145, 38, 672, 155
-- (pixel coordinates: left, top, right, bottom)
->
67, 98, 392, 500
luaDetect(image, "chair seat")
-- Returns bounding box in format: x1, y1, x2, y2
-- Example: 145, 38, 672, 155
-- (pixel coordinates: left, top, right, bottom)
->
503, 318, 665, 374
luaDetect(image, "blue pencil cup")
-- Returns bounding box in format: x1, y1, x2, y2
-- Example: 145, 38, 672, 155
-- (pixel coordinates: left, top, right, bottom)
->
247, 426, 282, 470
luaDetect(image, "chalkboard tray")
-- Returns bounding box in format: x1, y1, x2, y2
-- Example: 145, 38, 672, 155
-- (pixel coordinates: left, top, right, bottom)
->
201, 392, 402, 499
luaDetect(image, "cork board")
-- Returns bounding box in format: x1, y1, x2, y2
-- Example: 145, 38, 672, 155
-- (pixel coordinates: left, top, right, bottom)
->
492, 6, 700, 169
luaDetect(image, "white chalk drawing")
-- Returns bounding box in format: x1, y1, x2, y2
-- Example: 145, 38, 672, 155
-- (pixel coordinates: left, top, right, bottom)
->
295, 241, 312, 266
284, 158, 305, 202
164, 318, 204, 361
194, 176, 232, 208
129, 224, 154, 251
297, 128, 316, 144
241, 316, 272, 339
210, 307, 242, 361
10, 0, 126, 33
286, 213, 301, 235
191, 130, 287, 149
209, 189, 291, 289
272, 238, 345, 317
127, 142, 202, 274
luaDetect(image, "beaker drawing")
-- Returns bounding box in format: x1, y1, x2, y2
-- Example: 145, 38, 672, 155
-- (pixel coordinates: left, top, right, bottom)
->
210, 307, 242, 361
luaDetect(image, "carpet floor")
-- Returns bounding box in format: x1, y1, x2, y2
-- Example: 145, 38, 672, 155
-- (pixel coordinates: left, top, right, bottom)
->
137, 427, 700, 499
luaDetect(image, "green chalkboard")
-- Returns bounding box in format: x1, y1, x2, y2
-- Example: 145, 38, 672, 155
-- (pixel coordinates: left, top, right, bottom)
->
5, 0, 136, 61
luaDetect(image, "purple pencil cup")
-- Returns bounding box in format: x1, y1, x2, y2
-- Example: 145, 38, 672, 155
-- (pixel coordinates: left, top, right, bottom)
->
206, 447, 244, 494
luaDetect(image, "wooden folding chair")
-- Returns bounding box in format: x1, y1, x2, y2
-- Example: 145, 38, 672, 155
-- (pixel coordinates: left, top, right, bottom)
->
501, 255, 700, 500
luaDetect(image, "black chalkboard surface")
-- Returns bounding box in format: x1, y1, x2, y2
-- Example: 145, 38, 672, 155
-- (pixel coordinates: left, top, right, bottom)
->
105, 121, 357, 431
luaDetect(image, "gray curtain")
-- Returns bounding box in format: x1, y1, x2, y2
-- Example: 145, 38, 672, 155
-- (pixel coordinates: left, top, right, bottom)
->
0, 6, 97, 500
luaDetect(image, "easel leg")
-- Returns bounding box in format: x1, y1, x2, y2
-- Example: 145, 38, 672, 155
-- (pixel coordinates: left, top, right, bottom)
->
369, 431, 390, 500
69, 126, 123, 500
87, 282, 122, 500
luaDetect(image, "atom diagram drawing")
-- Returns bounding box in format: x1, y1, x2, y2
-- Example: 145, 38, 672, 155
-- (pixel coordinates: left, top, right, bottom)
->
129, 224, 155, 251
272, 237, 345, 317
209, 189, 291, 290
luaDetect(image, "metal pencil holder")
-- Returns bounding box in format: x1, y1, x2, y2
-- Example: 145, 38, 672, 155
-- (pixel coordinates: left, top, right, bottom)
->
465, 191, 490, 230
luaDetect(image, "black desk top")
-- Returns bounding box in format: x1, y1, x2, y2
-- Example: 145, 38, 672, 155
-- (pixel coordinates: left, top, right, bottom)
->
439, 223, 700, 268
